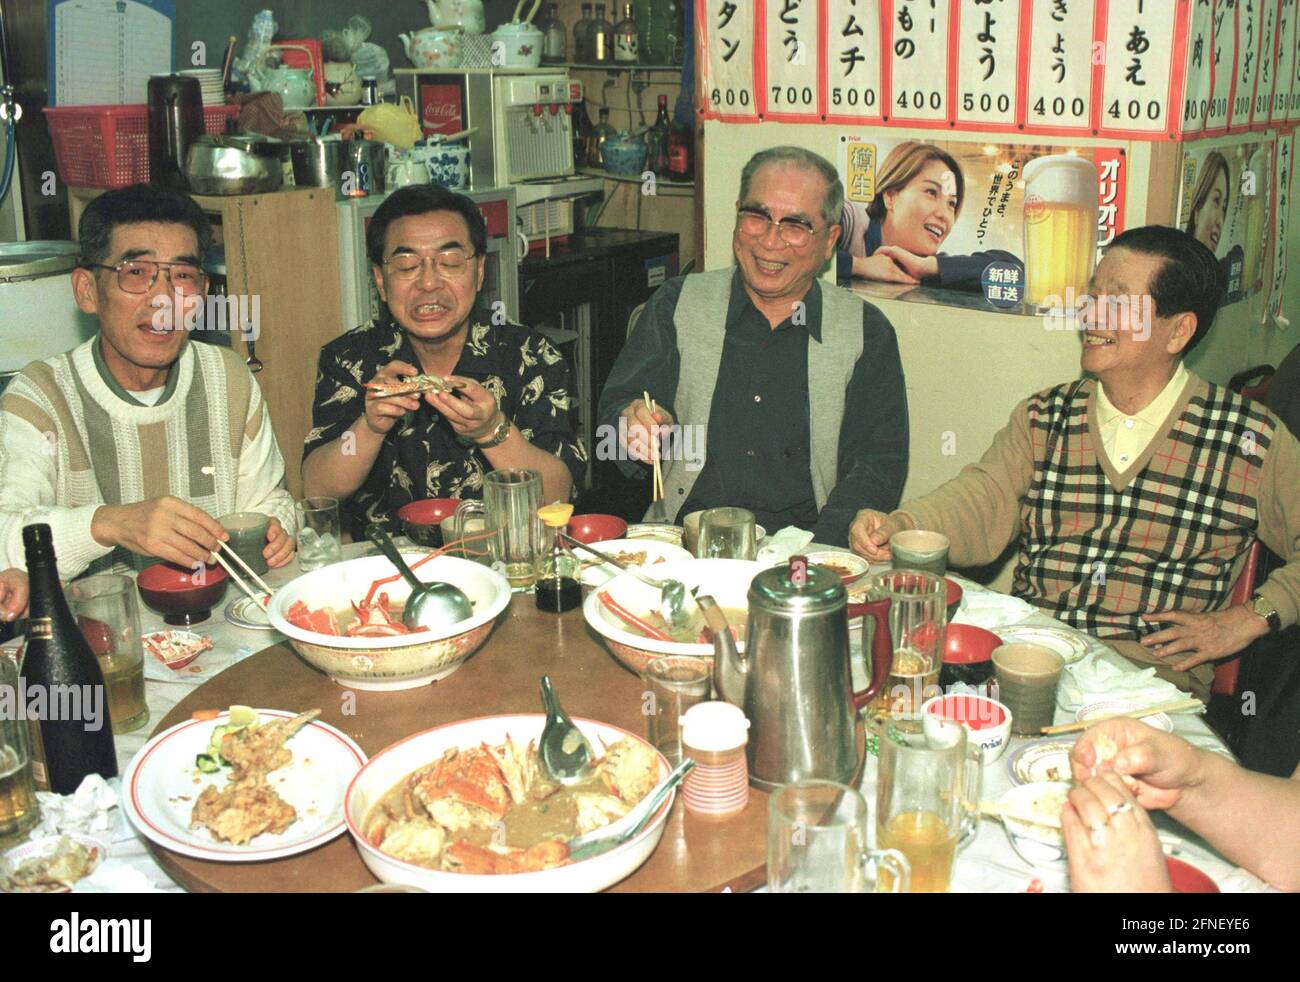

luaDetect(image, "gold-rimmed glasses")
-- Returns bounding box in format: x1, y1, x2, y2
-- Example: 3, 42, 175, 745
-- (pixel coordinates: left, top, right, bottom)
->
382, 249, 480, 279
736, 208, 823, 248
83, 259, 207, 295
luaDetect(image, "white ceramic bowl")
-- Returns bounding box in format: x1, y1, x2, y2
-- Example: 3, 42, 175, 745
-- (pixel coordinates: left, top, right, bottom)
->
583, 558, 765, 674
345, 713, 671, 893
804, 550, 871, 584
998, 781, 1071, 867
577, 538, 694, 589
267, 552, 511, 690
921, 693, 1013, 764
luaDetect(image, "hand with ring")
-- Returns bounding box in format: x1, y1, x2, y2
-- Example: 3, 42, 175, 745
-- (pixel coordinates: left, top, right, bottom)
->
1062, 772, 1172, 893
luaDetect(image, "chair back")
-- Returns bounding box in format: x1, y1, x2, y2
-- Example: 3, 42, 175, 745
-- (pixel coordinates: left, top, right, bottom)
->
1215, 540, 1262, 696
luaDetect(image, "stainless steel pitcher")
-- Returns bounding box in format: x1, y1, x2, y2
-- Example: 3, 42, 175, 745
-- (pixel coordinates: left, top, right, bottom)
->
703, 556, 892, 790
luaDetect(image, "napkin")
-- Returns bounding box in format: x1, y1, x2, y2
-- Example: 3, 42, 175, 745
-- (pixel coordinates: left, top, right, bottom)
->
951, 590, 1036, 631
755, 527, 815, 564
1056, 657, 1183, 712
32, 774, 118, 837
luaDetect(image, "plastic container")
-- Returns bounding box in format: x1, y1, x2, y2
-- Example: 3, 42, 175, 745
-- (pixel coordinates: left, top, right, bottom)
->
681, 701, 750, 819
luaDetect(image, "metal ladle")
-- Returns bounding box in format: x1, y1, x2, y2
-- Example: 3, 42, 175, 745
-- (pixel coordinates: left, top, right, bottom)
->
366, 524, 474, 632
538, 675, 594, 784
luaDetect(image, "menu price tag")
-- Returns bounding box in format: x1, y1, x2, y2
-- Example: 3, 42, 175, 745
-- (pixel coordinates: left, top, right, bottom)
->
1024, 0, 1097, 136
1272, 0, 1297, 124
1097, 0, 1182, 138
1287, 0, 1300, 123
701, 0, 760, 120
1229, 0, 1268, 130
825, 0, 885, 121
885, 0, 951, 125
1253, 0, 1280, 128
1180, 0, 1216, 136
762, 0, 822, 120
1268, 129, 1293, 326
954, 0, 1023, 130
1205, 0, 1237, 133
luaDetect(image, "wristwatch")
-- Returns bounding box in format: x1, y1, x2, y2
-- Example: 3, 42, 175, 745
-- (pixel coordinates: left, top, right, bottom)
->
1250, 592, 1281, 633
473, 412, 511, 449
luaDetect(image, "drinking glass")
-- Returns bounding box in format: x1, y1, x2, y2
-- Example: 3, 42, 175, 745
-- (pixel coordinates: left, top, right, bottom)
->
450, 469, 544, 590
697, 507, 757, 560
218, 511, 270, 576
296, 497, 343, 571
865, 570, 948, 730
0, 655, 40, 843
992, 643, 1065, 735
768, 780, 909, 893
640, 656, 710, 765
66, 574, 148, 734
875, 728, 982, 893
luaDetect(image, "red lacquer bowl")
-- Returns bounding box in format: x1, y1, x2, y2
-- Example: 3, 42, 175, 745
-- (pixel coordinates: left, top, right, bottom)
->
396, 498, 460, 548
567, 513, 629, 544
136, 562, 229, 627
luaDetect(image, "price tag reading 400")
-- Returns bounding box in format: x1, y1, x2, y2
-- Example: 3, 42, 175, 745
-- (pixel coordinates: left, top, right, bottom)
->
703, 0, 759, 120
887, 0, 951, 125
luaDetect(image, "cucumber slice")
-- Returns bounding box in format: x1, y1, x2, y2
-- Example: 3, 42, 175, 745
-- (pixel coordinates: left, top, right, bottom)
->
195, 753, 221, 773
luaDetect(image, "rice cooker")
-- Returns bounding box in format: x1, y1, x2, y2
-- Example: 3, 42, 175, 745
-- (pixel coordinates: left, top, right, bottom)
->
0, 242, 99, 383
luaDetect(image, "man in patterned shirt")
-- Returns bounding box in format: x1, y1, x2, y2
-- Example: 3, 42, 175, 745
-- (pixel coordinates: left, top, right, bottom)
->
849, 226, 1300, 698
303, 186, 584, 537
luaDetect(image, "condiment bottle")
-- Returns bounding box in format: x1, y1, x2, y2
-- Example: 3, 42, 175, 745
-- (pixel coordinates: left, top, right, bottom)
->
680, 701, 750, 819
535, 503, 582, 613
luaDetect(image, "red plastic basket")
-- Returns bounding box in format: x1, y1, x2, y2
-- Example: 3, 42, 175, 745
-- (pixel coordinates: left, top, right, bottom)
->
43, 103, 241, 189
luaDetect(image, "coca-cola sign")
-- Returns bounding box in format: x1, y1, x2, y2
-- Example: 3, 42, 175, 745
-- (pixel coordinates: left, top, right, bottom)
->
420, 84, 465, 136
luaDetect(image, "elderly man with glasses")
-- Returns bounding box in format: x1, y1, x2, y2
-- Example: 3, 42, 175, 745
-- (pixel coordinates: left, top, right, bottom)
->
0, 183, 296, 579
303, 185, 584, 538
596, 146, 908, 545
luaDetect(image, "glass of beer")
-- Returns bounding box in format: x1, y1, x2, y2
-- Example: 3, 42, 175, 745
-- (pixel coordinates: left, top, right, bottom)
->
875, 727, 982, 893
1022, 153, 1100, 308
67, 573, 148, 734
865, 570, 947, 731
698, 507, 757, 560
451, 469, 544, 590
0, 654, 40, 844
768, 780, 910, 893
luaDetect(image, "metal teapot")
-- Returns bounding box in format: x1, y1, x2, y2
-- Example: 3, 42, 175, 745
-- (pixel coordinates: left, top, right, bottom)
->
702, 556, 893, 790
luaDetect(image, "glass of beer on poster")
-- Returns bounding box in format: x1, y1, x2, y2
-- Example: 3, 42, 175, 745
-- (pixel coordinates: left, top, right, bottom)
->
1022, 154, 1099, 309
67, 574, 148, 734
875, 726, 982, 893
0, 654, 40, 844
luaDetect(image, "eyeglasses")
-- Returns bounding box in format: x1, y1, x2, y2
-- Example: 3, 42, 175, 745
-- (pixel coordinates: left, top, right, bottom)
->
383, 250, 480, 279
84, 259, 207, 294
736, 208, 822, 248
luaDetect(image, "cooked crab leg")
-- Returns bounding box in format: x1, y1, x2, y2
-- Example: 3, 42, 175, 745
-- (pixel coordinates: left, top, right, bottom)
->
365, 373, 466, 399
220, 709, 321, 783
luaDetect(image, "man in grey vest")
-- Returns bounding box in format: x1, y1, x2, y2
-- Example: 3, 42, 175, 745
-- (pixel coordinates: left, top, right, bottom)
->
595, 146, 909, 547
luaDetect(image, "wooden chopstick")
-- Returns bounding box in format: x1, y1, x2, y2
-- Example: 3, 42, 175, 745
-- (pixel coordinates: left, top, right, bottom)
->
209, 548, 267, 610
218, 540, 274, 598
643, 390, 663, 503
1040, 697, 1206, 735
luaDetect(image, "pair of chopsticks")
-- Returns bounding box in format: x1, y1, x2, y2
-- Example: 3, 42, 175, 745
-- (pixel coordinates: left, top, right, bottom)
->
1040, 697, 1206, 735
643, 390, 664, 503
209, 541, 273, 610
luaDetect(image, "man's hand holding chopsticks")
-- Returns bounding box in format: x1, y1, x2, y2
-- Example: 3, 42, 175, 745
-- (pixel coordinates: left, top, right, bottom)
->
618, 397, 675, 466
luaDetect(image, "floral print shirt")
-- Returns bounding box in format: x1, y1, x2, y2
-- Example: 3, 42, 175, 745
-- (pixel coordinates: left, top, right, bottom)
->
306, 317, 586, 538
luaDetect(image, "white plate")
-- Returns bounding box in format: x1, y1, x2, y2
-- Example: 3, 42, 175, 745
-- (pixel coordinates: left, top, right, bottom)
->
1076, 700, 1174, 732
804, 550, 871, 584
122, 709, 366, 862
623, 524, 685, 545
346, 714, 672, 893
995, 626, 1090, 665
1007, 738, 1076, 785
224, 596, 275, 631
577, 538, 693, 587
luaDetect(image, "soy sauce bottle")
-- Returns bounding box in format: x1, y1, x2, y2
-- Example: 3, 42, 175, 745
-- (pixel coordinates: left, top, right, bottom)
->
18, 524, 118, 793
535, 504, 582, 613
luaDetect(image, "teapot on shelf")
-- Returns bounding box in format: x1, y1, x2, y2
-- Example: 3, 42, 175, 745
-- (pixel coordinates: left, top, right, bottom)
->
399, 26, 464, 68
424, 0, 486, 34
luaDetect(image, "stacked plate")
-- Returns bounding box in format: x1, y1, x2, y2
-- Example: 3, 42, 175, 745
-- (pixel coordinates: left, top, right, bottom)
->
180, 69, 226, 106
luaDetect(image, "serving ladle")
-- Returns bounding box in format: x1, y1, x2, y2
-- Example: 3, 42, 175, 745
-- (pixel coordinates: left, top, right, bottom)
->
365, 524, 474, 632
538, 675, 595, 785
559, 533, 702, 638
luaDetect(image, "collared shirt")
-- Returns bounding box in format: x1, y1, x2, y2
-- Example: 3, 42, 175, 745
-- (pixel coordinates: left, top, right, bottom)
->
595, 270, 909, 546
1095, 362, 1190, 470
306, 317, 586, 539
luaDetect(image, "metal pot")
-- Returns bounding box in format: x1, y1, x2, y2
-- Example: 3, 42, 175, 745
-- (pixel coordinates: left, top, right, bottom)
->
341, 138, 388, 198
290, 139, 347, 196
184, 135, 285, 195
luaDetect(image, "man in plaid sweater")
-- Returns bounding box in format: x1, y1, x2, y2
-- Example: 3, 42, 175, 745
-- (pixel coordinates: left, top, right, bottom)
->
850, 226, 1300, 699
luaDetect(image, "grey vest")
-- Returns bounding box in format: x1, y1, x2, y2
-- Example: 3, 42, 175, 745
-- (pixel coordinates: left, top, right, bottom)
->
646, 268, 866, 522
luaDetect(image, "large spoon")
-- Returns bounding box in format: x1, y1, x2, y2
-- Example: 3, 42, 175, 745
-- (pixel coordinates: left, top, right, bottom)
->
365, 524, 473, 632
566, 759, 695, 862
538, 675, 595, 785
560, 533, 702, 637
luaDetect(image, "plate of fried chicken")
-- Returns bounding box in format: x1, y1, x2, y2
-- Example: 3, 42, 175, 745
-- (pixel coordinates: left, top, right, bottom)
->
122, 708, 367, 862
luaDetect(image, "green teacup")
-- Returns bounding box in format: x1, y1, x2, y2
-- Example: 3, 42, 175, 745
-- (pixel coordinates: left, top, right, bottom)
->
219, 511, 271, 576
890, 530, 949, 576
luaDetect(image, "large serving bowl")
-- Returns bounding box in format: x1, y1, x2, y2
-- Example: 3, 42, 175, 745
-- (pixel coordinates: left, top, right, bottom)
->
267, 552, 511, 690
345, 714, 672, 893
583, 559, 765, 674
137, 562, 229, 626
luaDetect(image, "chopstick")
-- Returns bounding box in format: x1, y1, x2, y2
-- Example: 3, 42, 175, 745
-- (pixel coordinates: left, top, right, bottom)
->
209, 548, 267, 610
643, 390, 664, 503
1039, 697, 1206, 735
218, 540, 274, 598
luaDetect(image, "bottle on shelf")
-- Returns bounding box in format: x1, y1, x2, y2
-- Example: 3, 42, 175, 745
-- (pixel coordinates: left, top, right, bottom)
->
573, 3, 594, 64
591, 4, 614, 64
588, 106, 616, 168
667, 110, 694, 183
572, 99, 594, 168
646, 93, 672, 179
17, 524, 117, 795
535, 504, 582, 614
543, 3, 567, 63
614, 2, 640, 64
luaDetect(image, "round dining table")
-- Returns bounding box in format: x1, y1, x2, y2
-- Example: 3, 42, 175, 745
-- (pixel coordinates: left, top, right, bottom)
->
145, 597, 770, 893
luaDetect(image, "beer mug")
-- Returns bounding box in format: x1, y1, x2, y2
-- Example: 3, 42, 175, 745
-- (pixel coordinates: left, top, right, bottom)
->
67, 574, 148, 734
875, 727, 982, 893
1022, 154, 1100, 308
768, 780, 910, 893
449, 469, 544, 590
0, 654, 40, 844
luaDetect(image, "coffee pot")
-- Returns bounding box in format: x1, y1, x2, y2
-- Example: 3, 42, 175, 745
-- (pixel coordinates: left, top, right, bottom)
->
148, 74, 204, 190
703, 556, 893, 790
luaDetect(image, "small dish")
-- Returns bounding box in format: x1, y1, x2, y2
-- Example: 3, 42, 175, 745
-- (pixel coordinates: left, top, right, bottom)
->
224, 595, 275, 631
804, 550, 870, 584
142, 629, 213, 670
575, 538, 693, 588
997, 781, 1071, 867
1167, 856, 1219, 893
1007, 738, 1077, 785
1076, 699, 1174, 733
623, 523, 685, 545
995, 626, 1090, 665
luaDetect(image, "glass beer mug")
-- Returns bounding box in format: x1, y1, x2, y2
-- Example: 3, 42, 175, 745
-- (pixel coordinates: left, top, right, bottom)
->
1022, 154, 1100, 308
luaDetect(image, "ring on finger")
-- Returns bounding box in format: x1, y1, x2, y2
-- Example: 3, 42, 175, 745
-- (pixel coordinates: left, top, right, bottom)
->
1107, 801, 1134, 817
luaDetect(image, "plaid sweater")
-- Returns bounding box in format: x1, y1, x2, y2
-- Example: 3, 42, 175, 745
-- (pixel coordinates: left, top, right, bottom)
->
897, 375, 1300, 640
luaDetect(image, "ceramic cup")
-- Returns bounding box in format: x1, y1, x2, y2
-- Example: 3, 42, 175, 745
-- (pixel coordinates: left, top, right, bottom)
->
992, 643, 1065, 736
890, 530, 950, 576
